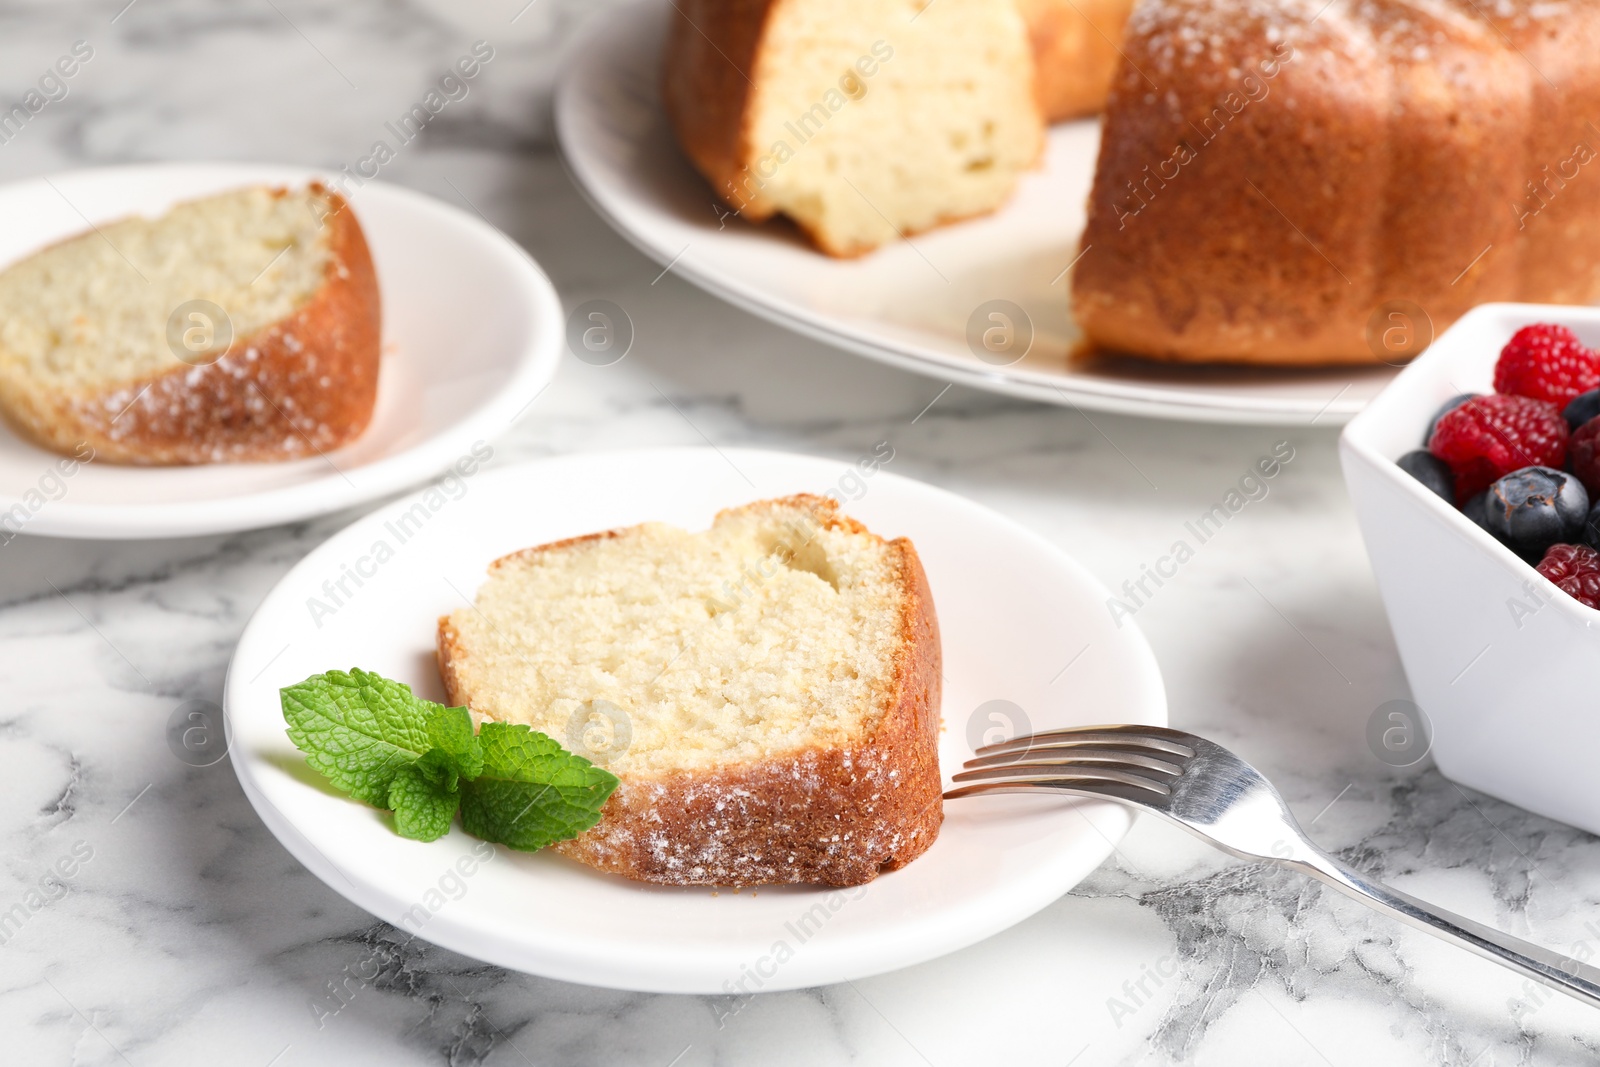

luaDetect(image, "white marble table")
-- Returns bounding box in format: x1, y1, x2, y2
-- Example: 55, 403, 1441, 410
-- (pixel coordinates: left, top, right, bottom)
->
3, 3, 1598, 1064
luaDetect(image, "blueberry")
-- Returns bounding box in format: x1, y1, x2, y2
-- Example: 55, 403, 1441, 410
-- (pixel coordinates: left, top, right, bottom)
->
1584, 502, 1600, 550
1425, 392, 1479, 446
1565, 388, 1600, 432
1397, 450, 1453, 502
1484, 466, 1590, 561
1463, 490, 1494, 534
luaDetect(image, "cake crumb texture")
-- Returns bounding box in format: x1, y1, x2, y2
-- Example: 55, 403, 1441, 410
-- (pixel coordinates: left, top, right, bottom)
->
438, 494, 944, 886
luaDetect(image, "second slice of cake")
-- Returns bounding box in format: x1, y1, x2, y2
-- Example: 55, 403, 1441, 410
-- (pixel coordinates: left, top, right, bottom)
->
0, 184, 380, 464
437, 494, 943, 887
664, 0, 1044, 257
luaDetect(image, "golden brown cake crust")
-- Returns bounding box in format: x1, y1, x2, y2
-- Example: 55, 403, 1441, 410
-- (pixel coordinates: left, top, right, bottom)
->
0, 187, 381, 463
1072, 0, 1600, 365
436, 494, 945, 887
1017, 0, 1135, 122
661, 0, 780, 222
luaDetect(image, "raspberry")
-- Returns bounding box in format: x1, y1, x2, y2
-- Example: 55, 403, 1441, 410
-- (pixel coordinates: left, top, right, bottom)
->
1427, 394, 1568, 501
1569, 415, 1600, 499
1537, 543, 1600, 610
1494, 324, 1600, 407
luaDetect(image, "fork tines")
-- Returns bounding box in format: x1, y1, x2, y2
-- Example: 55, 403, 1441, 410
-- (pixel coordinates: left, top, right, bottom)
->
974, 727, 1195, 761
946, 724, 1195, 801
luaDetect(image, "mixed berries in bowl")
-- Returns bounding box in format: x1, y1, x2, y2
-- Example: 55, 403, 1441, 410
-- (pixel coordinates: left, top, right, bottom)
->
1399, 324, 1600, 609
1340, 305, 1600, 837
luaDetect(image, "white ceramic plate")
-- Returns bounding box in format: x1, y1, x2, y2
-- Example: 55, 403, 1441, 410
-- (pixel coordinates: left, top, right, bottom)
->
225, 448, 1167, 993
0, 163, 561, 539
554, 0, 1397, 425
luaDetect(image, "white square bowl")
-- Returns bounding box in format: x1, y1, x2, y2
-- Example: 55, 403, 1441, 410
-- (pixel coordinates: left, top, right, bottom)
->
1341, 303, 1600, 834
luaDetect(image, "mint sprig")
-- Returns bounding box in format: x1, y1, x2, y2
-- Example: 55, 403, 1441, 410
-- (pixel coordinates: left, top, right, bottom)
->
280, 669, 618, 848
388, 752, 463, 841
281, 668, 439, 808
460, 722, 618, 850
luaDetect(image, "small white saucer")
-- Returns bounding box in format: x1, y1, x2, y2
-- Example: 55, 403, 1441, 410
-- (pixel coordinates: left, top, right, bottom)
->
0, 162, 561, 539
225, 447, 1167, 992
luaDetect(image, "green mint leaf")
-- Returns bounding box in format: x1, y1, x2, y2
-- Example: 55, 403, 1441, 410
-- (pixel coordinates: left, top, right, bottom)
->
384, 709, 483, 841
284, 670, 611, 853
387, 751, 460, 842
459, 722, 619, 852
281, 669, 445, 808
425, 704, 484, 781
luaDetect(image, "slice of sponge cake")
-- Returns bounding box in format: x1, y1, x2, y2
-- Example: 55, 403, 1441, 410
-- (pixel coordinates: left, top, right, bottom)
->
664, 0, 1044, 256
437, 494, 943, 886
0, 184, 379, 464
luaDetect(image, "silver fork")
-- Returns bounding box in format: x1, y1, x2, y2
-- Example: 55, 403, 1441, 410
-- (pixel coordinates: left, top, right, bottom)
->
946, 723, 1600, 1010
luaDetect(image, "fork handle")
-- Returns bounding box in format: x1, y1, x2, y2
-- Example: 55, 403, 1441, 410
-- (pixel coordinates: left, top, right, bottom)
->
1297, 850, 1600, 1009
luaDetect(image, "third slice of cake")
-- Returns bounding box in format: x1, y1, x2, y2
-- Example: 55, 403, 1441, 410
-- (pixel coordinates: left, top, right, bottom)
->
437, 494, 942, 886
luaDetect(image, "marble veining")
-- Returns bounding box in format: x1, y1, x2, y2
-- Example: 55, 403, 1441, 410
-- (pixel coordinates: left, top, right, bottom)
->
2, 1, 1600, 1064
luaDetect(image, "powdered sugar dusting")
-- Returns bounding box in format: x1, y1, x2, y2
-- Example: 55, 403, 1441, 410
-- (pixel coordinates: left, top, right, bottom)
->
556, 741, 939, 887
1125, 0, 1575, 85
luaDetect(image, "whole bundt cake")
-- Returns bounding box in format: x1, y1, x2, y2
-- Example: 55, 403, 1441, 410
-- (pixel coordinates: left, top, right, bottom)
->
1072, 0, 1600, 365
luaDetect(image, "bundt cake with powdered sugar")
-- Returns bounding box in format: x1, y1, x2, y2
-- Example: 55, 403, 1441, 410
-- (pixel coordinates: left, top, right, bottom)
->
1073, 0, 1600, 364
